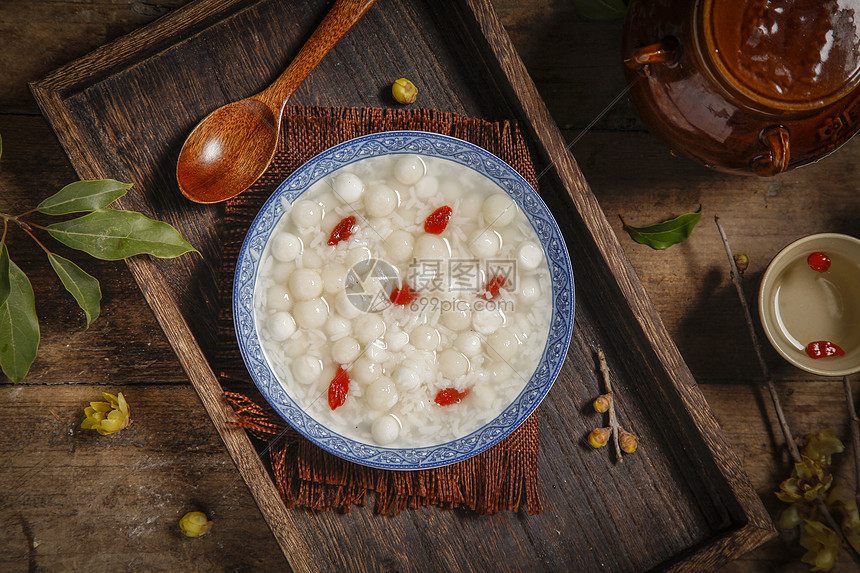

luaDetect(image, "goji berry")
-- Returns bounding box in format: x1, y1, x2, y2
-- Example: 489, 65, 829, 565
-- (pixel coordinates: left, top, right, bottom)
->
390, 284, 419, 306
328, 216, 357, 246
424, 206, 452, 234
805, 340, 845, 359
807, 252, 831, 273
328, 366, 350, 410
481, 275, 506, 300
434, 387, 470, 406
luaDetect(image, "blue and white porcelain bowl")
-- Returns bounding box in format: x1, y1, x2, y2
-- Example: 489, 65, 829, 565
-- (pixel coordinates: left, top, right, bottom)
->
234, 131, 574, 470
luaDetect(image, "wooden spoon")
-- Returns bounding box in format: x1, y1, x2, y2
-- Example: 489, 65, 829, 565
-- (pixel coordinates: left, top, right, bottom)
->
176, 0, 378, 204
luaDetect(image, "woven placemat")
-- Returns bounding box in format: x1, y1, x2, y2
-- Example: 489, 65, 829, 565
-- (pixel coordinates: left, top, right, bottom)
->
217, 106, 543, 515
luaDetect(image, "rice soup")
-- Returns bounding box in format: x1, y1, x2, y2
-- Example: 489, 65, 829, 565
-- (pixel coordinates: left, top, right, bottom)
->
255, 153, 553, 448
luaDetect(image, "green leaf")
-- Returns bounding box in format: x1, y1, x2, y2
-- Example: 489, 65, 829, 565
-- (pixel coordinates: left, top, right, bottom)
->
621, 205, 703, 250
0, 259, 39, 382
46, 209, 197, 260
0, 243, 10, 308
571, 0, 629, 21
47, 253, 102, 329
37, 179, 133, 215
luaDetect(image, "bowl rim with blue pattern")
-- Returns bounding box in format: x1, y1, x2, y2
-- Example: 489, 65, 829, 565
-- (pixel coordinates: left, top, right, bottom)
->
233, 130, 575, 470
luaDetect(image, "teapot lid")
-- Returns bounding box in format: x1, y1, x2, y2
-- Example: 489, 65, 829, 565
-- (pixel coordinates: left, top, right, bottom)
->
701, 0, 860, 111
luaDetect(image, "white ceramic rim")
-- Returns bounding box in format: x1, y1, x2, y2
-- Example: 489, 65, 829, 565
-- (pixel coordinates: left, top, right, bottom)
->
758, 232, 860, 377
233, 130, 576, 470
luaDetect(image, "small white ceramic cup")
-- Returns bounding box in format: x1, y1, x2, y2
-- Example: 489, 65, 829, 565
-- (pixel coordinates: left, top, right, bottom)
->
758, 233, 860, 377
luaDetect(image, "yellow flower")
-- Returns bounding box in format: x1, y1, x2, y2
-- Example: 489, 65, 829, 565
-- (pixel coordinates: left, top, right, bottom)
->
179, 511, 213, 537
803, 429, 845, 466
81, 392, 130, 435
775, 457, 832, 503
799, 520, 839, 571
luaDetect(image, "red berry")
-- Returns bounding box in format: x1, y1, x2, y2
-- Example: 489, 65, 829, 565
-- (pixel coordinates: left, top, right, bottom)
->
804, 340, 845, 359
328, 216, 357, 246
424, 206, 453, 234
434, 387, 470, 406
328, 366, 350, 410
390, 284, 419, 306
481, 275, 506, 300
807, 252, 831, 272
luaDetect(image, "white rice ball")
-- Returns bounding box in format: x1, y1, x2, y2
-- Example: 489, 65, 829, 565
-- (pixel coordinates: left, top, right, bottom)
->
335, 291, 363, 319
350, 357, 381, 384
288, 268, 323, 301
439, 349, 469, 378
482, 193, 516, 227
385, 327, 409, 351
267, 311, 296, 341
324, 315, 352, 340
441, 306, 472, 331
271, 232, 302, 263
292, 298, 329, 329
333, 172, 365, 203
414, 235, 450, 260
411, 325, 440, 350
454, 331, 483, 357
321, 264, 347, 294
393, 155, 426, 185
487, 328, 520, 361
344, 246, 372, 269
290, 199, 323, 228
472, 306, 506, 335
267, 284, 292, 311
366, 376, 399, 411
364, 184, 399, 217
517, 242, 543, 270
291, 355, 323, 385
365, 341, 388, 363
393, 364, 422, 391
385, 230, 415, 262
414, 176, 439, 199
458, 194, 483, 219
331, 336, 361, 364
468, 229, 502, 258
354, 314, 386, 344
371, 414, 401, 445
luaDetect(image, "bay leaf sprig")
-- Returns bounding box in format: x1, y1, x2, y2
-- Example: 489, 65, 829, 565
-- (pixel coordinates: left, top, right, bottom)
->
621, 205, 702, 249
0, 147, 196, 382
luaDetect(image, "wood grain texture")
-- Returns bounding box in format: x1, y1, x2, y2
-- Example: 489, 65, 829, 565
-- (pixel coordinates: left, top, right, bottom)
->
3, 0, 859, 571
26, 0, 773, 569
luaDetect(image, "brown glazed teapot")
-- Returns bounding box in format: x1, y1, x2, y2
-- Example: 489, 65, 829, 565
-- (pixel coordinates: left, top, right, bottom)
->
622, 0, 860, 176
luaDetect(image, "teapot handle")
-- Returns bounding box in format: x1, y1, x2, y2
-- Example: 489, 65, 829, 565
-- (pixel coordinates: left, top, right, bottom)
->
624, 38, 680, 72
751, 125, 790, 176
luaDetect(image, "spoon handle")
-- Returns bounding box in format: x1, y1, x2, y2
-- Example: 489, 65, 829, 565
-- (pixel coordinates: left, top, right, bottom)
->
257, 0, 379, 111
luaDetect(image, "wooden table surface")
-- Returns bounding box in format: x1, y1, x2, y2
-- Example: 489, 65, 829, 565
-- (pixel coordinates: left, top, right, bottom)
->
1, 1, 858, 571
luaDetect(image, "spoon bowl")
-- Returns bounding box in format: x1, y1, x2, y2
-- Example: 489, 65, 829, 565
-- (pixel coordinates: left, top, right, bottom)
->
176, 0, 378, 204
177, 99, 278, 204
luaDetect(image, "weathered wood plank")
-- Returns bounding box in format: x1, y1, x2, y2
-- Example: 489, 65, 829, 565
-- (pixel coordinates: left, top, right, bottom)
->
4, 0, 858, 570
0, 384, 284, 572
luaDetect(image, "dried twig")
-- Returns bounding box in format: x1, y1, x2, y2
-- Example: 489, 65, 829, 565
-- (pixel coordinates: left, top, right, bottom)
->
715, 216, 802, 462
715, 215, 860, 566
843, 374, 860, 503
597, 349, 623, 462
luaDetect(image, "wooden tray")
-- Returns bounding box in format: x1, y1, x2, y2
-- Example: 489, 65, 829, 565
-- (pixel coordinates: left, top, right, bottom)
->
30, 0, 774, 570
